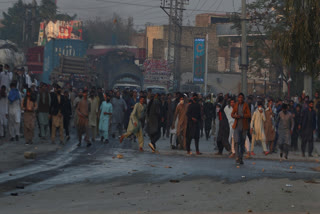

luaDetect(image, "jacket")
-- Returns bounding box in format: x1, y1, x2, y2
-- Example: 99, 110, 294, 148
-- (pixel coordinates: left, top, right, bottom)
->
50, 94, 65, 116
231, 102, 251, 130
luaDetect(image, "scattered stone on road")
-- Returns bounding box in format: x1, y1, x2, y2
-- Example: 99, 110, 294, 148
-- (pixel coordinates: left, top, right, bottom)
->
24, 152, 36, 159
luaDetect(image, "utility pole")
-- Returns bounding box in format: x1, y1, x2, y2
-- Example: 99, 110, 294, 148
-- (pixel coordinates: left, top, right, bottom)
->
31, 0, 37, 46
240, 0, 248, 95
204, 33, 208, 95
161, 0, 189, 91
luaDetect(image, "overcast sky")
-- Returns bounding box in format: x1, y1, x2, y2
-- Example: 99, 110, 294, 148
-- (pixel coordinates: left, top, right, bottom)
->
0, 0, 254, 28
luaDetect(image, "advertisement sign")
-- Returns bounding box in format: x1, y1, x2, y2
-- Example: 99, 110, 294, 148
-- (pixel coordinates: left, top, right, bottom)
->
193, 38, 205, 84
143, 59, 172, 87
38, 20, 83, 46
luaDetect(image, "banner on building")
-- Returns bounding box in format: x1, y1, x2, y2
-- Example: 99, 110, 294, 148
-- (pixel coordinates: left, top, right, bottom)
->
143, 59, 172, 87
38, 20, 83, 46
193, 38, 205, 84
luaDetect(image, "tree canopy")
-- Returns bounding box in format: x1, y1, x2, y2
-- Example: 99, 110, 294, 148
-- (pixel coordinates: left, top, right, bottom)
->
0, 0, 76, 47
273, 0, 320, 78
83, 14, 136, 46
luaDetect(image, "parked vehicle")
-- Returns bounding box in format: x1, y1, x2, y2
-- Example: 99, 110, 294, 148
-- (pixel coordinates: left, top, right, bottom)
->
42, 39, 87, 83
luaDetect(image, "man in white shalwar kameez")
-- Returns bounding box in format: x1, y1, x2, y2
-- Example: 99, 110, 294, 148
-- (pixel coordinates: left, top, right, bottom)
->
7, 82, 21, 141
250, 102, 268, 155
224, 98, 235, 157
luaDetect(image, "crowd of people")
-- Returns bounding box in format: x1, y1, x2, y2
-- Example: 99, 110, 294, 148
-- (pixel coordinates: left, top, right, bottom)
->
0, 65, 319, 165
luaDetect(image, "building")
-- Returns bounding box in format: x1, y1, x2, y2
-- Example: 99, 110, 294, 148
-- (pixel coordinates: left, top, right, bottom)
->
146, 25, 219, 90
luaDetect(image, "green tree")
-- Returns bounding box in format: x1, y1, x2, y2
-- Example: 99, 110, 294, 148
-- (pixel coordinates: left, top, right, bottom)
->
0, 0, 28, 46
39, 0, 57, 21
232, 0, 286, 79
0, 0, 76, 47
273, 0, 320, 78
83, 14, 136, 46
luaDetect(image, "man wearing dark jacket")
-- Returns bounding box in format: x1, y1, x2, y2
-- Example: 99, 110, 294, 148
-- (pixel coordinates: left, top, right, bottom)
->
63, 90, 72, 141
299, 101, 317, 157
215, 103, 231, 155
50, 86, 65, 144
203, 95, 214, 140
37, 83, 51, 139
186, 94, 202, 155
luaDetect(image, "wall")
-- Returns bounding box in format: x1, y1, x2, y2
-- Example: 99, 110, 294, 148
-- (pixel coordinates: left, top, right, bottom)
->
146, 25, 166, 58
178, 26, 218, 75
180, 71, 241, 94
130, 32, 146, 49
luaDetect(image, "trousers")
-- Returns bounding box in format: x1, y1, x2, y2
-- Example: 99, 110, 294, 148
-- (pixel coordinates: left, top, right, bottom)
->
234, 128, 246, 160
52, 115, 64, 142
251, 134, 267, 152
24, 112, 35, 143
122, 127, 144, 148
301, 138, 313, 155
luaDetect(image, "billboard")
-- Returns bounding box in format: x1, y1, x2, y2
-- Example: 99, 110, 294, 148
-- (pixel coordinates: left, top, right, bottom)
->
193, 38, 205, 84
38, 20, 83, 46
143, 59, 172, 87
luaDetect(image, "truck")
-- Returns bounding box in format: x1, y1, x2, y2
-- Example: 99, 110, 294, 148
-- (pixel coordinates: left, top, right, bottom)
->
50, 56, 98, 88
42, 39, 87, 83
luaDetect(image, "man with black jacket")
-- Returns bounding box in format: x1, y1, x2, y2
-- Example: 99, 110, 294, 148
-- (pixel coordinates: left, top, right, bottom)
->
50, 85, 65, 144
186, 94, 202, 155
299, 101, 316, 157
63, 90, 72, 141
37, 83, 51, 139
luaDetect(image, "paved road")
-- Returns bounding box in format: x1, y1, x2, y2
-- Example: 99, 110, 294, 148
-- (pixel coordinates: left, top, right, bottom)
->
0, 135, 319, 197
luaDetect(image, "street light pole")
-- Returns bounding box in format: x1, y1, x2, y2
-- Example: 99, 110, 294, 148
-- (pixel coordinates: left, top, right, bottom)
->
204, 33, 208, 96
241, 0, 248, 95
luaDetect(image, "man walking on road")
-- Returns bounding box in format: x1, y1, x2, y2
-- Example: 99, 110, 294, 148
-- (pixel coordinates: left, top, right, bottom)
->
215, 103, 231, 155
37, 83, 51, 140
276, 104, 294, 160
250, 101, 269, 155
76, 90, 91, 147
231, 93, 251, 164
63, 90, 72, 142
225, 98, 235, 157
21, 88, 37, 145
8, 82, 21, 141
120, 96, 146, 152
299, 101, 316, 157
111, 91, 127, 139
50, 86, 65, 145
146, 94, 161, 153
99, 93, 113, 144
203, 95, 215, 141
186, 94, 202, 155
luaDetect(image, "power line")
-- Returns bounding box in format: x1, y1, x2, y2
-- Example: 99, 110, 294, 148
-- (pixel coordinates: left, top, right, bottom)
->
60, 0, 228, 13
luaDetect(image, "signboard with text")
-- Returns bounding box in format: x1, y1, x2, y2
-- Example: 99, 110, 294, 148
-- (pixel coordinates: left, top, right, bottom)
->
193, 38, 205, 84
38, 20, 83, 46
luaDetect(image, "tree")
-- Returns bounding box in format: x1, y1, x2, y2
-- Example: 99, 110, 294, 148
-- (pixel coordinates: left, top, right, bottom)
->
231, 0, 286, 78
0, 0, 28, 46
83, 14, 136, 46
273, 0, 320, 78
0, 0, 76, 47
39, 0, 57, 21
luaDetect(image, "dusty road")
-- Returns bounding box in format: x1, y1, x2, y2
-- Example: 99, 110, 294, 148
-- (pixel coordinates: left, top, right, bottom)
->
0, 136, 319, 213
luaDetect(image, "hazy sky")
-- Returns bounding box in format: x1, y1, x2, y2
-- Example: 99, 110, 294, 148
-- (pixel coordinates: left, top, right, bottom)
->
0, 0, 254, 28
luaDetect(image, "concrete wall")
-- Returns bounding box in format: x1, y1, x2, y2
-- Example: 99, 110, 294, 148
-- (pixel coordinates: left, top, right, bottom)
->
180, 71, 241, 94
146, 25, 166, 58
178, 26, 218, 75
130, 33, 146, 49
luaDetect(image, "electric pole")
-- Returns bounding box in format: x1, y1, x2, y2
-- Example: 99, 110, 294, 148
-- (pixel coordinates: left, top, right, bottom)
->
161, 0, 189, 91
31, 0, 37, 45
240, 0, 248, 95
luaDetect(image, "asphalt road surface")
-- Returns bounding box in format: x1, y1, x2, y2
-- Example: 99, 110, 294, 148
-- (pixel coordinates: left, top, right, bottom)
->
0, 136, 320, 213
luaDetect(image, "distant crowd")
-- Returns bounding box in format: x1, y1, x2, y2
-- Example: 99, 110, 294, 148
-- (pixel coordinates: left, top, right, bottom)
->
0, 64, 319, 165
